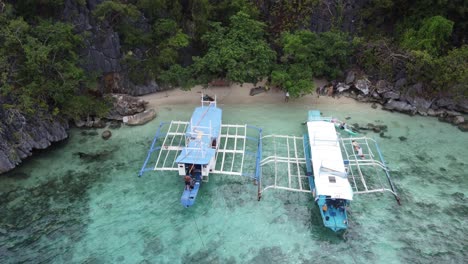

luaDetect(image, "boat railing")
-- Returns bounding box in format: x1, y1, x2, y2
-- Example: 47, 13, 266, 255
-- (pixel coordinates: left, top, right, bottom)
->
259, 134, 310, 195
340, 136, 400, 204
139, 121, 189, 176
201, 93, 217, 108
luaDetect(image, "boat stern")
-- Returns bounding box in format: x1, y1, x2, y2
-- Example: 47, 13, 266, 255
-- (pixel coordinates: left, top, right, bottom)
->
181, 182, 201, 208
317, 196, 349, 232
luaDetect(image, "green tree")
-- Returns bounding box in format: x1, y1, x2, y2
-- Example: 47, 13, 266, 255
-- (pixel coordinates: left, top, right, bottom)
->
430, 46, 468, 96
401, 16, 454, 56
123, 18, 189, 84
93, 1, 140, 26
271, 30, 352, 97
0, 16, 108, 118
191, 11, 276, 84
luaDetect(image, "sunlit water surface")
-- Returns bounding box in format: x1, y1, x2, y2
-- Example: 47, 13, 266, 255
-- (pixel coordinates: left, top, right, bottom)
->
1, 101, 467, 263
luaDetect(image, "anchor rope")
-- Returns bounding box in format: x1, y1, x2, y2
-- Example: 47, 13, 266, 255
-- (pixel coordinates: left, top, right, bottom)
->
192, 214, 206, 249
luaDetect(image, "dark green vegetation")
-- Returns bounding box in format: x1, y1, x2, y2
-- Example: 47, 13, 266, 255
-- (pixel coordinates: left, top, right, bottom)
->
0, 2, 110, 119
0, 0, 466, 118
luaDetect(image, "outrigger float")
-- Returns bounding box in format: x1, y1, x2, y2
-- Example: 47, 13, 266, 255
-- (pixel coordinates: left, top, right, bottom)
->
139, 99, 399, 232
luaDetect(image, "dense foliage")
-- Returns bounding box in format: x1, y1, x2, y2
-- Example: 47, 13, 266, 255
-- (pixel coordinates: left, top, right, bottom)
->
1, 0, 467, 120
271, 30, 352, 97
0, 9, 109, 119
190, 11, 276, 85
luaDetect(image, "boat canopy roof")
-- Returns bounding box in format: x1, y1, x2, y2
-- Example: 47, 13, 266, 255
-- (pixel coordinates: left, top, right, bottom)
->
187, 105, 222, 138
175, 143, 216, 164
175, 103, 222, 165
307, 120, 353, 200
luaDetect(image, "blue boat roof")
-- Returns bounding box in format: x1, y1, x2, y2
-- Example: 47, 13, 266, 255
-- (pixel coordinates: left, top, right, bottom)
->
175, 104, 222, 165
188, 106, 222, 138
308, 110, 322, 121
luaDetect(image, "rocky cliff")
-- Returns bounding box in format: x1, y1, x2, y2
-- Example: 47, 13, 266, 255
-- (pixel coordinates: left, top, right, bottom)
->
0, 109, 69, 174
62, 0, 159, 96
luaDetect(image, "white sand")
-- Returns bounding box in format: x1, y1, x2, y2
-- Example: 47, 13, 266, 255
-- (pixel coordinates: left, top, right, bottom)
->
139, 79, 360, 110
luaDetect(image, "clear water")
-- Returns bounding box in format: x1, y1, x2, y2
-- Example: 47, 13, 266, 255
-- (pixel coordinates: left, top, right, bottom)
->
1, 102, 467, 263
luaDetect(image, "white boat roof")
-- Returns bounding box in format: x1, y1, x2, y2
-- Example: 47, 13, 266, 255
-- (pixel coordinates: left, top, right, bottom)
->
307, 121, 353, 200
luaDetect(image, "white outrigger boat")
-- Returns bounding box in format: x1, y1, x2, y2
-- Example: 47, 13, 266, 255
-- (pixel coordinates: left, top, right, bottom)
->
259, 110, 400, 232
305, 110, 352, 231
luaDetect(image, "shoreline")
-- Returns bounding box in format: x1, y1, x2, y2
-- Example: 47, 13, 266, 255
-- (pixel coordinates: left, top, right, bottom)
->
139, 80, 360, 110
138, 81, 467, 132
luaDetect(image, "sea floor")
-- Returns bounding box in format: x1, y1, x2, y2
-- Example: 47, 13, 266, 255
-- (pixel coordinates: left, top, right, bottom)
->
1, 102, 467, 263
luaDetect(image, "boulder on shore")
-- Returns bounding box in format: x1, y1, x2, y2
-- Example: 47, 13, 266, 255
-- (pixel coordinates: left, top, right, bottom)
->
123, 109, 157, 126
106, 94, 147, 121
383, 100, 417, 115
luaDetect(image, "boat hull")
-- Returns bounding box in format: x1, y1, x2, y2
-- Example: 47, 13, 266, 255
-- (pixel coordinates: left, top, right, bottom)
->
181, 182, 201, 208
316, 196, 348, 232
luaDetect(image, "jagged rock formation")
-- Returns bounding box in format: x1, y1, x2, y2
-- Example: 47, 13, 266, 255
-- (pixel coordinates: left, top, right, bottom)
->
309, 0, 365, 33
0, 93, 149, 174
106, 94, 148, 121
0, 109, 69, 174
326, 71, 468, 131
62, 0, 159, 96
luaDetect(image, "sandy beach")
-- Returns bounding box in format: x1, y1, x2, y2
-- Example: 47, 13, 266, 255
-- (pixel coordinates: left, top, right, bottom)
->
139, 80, 360, 110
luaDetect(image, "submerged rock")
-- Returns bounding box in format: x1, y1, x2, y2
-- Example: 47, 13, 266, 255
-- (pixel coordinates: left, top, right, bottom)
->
108, 121, 122, 129
457, 122, 468, 132
102, 130, 112, 140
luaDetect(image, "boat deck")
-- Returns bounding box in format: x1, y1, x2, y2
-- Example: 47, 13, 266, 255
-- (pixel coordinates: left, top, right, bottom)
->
139, 121, 262, 181
259, 133, 399, 201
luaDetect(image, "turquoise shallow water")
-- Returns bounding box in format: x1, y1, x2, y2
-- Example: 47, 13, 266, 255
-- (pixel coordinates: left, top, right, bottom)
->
1, 102, 467, 263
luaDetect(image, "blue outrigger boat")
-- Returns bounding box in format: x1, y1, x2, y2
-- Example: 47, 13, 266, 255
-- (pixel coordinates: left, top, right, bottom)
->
175, 98, 222, 207
139, 95, 262, 208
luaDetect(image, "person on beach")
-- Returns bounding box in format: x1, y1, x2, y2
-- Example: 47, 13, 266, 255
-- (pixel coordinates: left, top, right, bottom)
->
285, 91, 290, 102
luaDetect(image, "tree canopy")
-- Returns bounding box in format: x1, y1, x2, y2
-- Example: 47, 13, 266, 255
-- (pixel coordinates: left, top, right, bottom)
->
401, 16, 454, 56
271, 30, 352, 97
0, 14, 108, 118
190, 11, 276, 84
1, 0, 467, 119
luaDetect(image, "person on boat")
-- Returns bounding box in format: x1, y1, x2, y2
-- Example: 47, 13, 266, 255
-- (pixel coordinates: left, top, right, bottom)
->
352, 140, 365, 159
357, 147, 364, 159
339, 122, 346, 130
184, 175, 193, 190
322, 204, 328, 212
